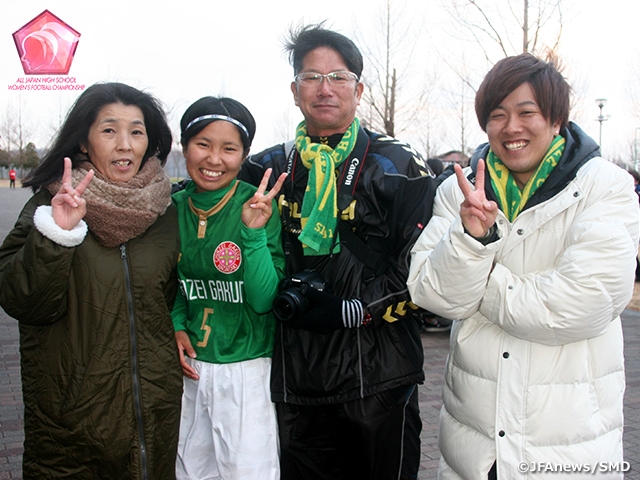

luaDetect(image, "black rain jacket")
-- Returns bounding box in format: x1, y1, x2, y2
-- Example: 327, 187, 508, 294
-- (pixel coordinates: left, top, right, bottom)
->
239, 128, 437, 405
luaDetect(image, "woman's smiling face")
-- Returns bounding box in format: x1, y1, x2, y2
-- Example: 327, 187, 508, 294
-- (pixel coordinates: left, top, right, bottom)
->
82, 103, 148, 182
183, 120, 245, 193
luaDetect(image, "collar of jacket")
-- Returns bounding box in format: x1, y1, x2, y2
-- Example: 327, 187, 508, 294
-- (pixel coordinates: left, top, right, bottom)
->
469, 121, 600, 213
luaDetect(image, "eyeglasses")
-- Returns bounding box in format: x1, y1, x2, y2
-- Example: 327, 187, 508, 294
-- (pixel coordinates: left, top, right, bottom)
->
294, 71, 359, 87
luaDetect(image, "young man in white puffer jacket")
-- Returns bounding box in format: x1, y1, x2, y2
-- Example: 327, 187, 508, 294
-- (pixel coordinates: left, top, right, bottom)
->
408, 53, 640, 479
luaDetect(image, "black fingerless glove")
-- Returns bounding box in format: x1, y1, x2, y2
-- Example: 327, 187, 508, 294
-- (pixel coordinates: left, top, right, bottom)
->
286, 288, 367, 334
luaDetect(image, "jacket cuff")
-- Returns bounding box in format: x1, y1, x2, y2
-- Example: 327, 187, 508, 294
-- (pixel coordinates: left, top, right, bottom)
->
33, 205, 88, 247
240, 223, 267, 247
465, 224, 499, 245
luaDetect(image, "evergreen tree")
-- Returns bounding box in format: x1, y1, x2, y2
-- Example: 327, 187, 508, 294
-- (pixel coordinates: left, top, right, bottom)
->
23, 142, 40, 170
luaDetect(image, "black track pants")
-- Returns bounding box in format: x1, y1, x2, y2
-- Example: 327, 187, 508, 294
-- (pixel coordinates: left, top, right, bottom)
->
276, 384, 421, 480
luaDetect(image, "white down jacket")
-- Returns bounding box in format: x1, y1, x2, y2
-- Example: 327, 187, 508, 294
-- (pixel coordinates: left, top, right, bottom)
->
408, 123, 640, 479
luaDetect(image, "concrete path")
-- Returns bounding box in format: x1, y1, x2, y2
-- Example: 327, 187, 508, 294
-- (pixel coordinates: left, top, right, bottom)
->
0, 185, 638, 479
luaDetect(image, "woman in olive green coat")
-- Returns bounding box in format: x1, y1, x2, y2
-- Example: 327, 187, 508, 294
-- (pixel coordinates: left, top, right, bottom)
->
0, 83, 182, 480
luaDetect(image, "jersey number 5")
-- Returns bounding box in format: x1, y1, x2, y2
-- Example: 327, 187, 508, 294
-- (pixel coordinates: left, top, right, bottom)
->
196, 308, 213, 348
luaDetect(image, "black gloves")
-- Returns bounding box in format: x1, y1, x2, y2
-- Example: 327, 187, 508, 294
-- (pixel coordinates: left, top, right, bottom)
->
285, 287, 368, 334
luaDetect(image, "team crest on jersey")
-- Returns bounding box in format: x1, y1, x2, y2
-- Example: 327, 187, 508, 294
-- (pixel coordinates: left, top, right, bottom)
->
213, 241, 242, 274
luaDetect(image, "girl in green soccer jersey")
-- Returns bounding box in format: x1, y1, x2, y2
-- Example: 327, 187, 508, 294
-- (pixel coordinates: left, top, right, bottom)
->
171, 96, 286, 480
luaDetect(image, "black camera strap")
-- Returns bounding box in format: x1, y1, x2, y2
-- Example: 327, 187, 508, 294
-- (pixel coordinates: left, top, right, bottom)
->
283, 126, 369, 201
335, 131, 389, 280
335, 127, 369, 211
337, 222, 387, 280
282, 127, 387, 280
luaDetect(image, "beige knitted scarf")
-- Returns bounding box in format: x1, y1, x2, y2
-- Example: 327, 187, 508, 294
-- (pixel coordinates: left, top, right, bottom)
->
47, 157, 171, 247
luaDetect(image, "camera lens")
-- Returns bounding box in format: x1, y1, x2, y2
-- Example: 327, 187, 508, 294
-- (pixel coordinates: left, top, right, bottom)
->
273, 289, 309, 322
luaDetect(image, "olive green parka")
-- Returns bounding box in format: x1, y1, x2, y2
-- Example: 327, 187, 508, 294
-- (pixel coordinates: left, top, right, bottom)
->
0, 189, 182, 480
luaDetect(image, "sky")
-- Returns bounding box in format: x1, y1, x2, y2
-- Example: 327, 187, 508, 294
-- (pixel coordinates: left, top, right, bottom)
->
1, 0, 639, 166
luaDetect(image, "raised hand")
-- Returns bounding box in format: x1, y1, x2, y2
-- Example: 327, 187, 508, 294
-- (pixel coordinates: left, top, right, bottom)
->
454, 159, 498, 238
241, 168, 287, 229
51, 157, 94, 230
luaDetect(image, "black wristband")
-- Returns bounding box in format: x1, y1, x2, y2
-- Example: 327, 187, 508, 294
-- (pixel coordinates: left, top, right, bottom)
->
466, 224, 498, 245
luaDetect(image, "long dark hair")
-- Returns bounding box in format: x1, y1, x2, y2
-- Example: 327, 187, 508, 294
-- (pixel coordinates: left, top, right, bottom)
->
23, 82, 172, 192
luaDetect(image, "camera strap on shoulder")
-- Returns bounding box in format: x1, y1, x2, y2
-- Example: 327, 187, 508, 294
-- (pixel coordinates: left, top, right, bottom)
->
282, 126, 369, 204
334, 129, 387, 281
283, 140, 296, 169
336, 126, 369, 211
338, 222, 386, 281
282, 128, 386, 280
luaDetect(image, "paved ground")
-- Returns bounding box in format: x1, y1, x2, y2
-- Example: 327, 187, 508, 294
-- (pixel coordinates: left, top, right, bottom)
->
0, 185, 638, 479
0, 186, 30, 480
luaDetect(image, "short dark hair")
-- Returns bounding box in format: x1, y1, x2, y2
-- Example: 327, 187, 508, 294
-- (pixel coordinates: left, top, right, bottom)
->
24, 82, 172, 191
284, 22, 363, 78
426, 158, 444, 176
180, 97, 256, 153
475, 53, 571, 132
628, 169, 640, 184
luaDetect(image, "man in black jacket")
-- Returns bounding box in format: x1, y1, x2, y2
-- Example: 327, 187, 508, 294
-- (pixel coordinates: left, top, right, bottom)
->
239, 23, 437, 480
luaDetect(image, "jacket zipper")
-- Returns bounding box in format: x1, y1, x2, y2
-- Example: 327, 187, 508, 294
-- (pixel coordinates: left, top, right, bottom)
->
357, 328, 364, 398
120, 244, 149, 480
278, 322, 288, 403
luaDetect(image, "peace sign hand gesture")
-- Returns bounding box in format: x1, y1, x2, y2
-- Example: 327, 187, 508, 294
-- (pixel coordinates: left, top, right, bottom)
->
241, 168, 288, 229
454, 159, 498, 238
51, 157, 95, 231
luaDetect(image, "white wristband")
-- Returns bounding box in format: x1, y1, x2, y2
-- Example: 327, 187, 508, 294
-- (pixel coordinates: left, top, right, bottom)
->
342, 299, 365, 328
33, 205, 88, 247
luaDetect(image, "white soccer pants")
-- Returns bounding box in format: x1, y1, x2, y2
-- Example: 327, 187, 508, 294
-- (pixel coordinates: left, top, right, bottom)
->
176, 357, 280, 480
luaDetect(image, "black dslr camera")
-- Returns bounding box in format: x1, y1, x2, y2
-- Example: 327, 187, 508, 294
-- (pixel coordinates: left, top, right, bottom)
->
273, 270, 326, 323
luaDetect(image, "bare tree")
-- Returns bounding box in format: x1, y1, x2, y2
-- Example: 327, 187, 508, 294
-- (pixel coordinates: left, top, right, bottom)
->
414, 96, 443, 159
441, 68, 483, 160
2, 96, 34, 175
442, 0, 564, 63
169, 139, 185, 181
354, 0, 435, 138
43, 94, 75, 149
271, 107, 299, 144
625, 51, 640, 151
432, 0, 569, 159
437, 0, 568, 96
0, 106, 15, 159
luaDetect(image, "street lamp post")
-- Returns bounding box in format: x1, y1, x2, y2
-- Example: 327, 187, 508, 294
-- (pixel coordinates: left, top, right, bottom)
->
595, 98, 608, 151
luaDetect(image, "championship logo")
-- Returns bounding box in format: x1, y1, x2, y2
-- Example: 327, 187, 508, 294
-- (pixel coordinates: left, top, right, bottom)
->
13, 10, 81, 75
213, 242, 242, 274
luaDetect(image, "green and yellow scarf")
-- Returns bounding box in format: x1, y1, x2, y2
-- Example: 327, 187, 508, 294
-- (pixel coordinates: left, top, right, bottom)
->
486, 135, 565, 221
295, 118, 359, 255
